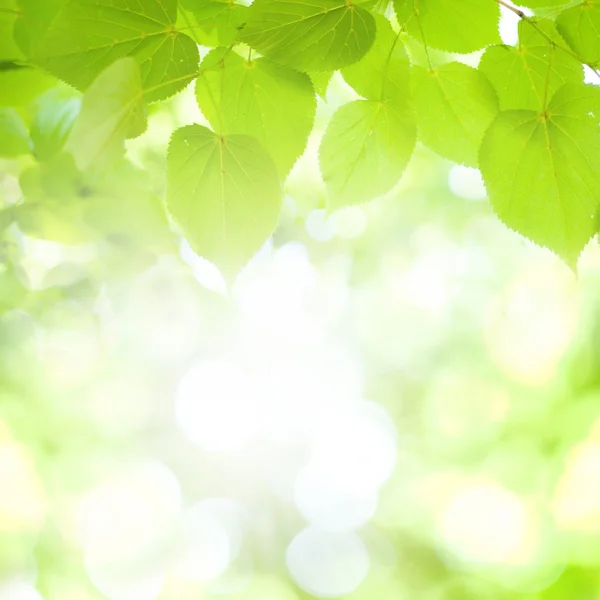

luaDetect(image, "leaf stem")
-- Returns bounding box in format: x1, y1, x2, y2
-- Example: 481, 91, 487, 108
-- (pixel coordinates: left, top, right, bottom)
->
492, 0, 600, 81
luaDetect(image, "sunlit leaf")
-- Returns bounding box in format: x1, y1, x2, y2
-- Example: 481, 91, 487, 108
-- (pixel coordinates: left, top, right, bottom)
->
479, 83, 600, 266
342, 14, 410, 102
557, 1, 600, 67
196, 48, 316, 177
394, 0, 500, 53
240, 0, 376, 71
32, 0, 199, 102
411, 62, 498, 166
319, 99, 416, 208
479, 19, 582, 111
65, 58, 146, 171
167, 125, 282, 272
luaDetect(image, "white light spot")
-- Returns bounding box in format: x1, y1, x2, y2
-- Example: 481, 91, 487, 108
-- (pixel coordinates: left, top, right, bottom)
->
85, 559, 165, 600
330, 207, 367, 239
175, 359, 261, 452
311, 401, 397, 493
286, 528, 369, 598
294, 463, 378, 532
439, 482, 533, 566
171, 504, 232, 582
0, 581, 44, 600
76, 461, 181, 564
448, 166, 487, 201
306, 210, 336, 242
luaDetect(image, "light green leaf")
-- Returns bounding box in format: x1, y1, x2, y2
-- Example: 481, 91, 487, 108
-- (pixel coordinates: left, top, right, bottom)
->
0, 0, 24, 61
479, 83, 600, 266
557, 1, 600, 67
411, 62, 498, 166
0, 67, 56, 107
65, 58, 146, 172
479, 19, 583, 112
518, 0, 571, 7
394, 0, 500, 53
178, 0, 247, 47
195, 48, 316, 177
14, 0, 64, 57
32, 0, 199, 102
319, 99, 416, 208
240, 0, 376, 72
342, 14, 410, 102
167, 125, 282, 272
0, 108, 30, 157
309, 70, 334, 99
31, 86, 81, 161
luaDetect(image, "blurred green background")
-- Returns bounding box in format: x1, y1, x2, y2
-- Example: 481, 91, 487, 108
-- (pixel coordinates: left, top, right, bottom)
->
3, 28, 600, 600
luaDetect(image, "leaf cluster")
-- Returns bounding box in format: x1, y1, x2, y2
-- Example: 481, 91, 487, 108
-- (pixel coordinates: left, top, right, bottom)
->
1, 0, 600, 271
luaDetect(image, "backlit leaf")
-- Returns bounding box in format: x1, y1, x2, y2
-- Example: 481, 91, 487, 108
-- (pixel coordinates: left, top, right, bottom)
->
65, 57, 146, 171
411, 62, 498, 166
557, 1, 600, 67
479, 19, 582, 111
240, 0, 376, 72
167, 125, 282, 272
394, 0, 500, 53
319, 99, 416, 208
196, 48, 316, 176
479, 83, 600, 266
342, 14, 410, 102
32, 0, 199, 102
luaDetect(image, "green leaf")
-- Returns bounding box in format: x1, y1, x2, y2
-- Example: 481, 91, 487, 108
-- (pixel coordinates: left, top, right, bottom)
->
518, 0, 571, 7
240, 0, 376, 72
31, 86, 81, 161
0, 67, 56, 107
0, 0, 24, 61
394, 0, 500, 53
309, 70, 334, 99
0, 108, 30, 157
479, 19, 583, 112
319, 99, 416, 208
411, 62, 498, 166
479, 83, 600, 266
167, 125, 282, 272
13, 0, 64, 57
178, 0, 248, 47
195, 48, 316, 177
557, 1, 600, 67
65, 57, 146, 172
342, 14, 410, 102
32, 0, 199, 102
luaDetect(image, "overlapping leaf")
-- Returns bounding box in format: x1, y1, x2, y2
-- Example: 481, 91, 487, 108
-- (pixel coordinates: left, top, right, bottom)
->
65, 57, 146, 171
196, 48, 316, 176
394, 0, 500, 54
167, 125, 282, 272
479, 20, 582, 112
177, 0, 247, 47
411, 62, 498, 166
240, 0, 376, 72
31, 0, 199, 102
557, 1, 600, 67
319, 100, 416, 208
480, 83, 600, 266
342, 14, 410, 102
